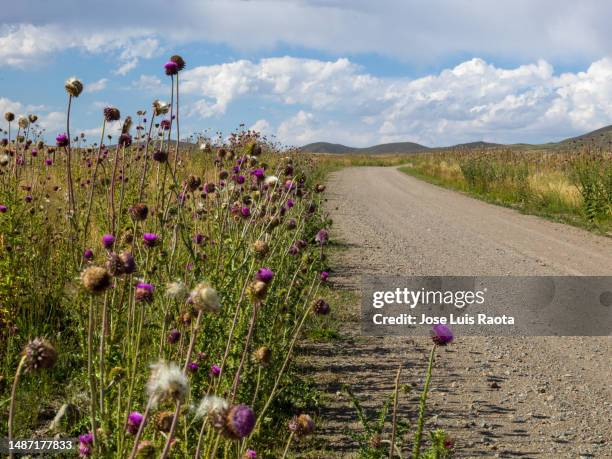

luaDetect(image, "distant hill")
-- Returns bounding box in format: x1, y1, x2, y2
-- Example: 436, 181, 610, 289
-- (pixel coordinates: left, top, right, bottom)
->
300, 141, 429, 154
557, 125, 612, 147
300, 124, 612, 153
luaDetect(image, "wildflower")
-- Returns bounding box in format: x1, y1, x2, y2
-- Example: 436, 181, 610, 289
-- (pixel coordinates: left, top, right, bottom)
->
130, 203, 149, 221
0, 154, 9, 166
56, 133, 69, 147
135, 283, 154, 302
189, 282, 222, 312
152, 100, 170, 116
255, 267, 274, 284
252, 240, 269, 256
164, 61, 179, 75
78, 432, 93, 457
187, 361, 198, 372
288, 414, 315, 437
110, 366, 125, 381
28, 114, 38, 123
320, 271, 329, 282
127, 411, 144, 435
250, 168, 265, 181
264, 175, 278, 186
118, 133, 132, 147
160, 119, 171, 130
119, 251, 137, 274
147, 361, 189, 405
167, 329, 180, 344
83, 249, 94, 260
22, 338, 57, 372
225, 404, 256, 439
24, 195, 32, 203
45, 158, 53, 166
186, 175, 201, 191
315, 229, 328, 244
249, 281, 268, 301
243, 449, 257, 458
316, 184, 326, 193
193, 233, 205, 245
152, 150, 168, 162
170, 54, 186, 71
0, 205, 7, 213
154, 411, 174, 433
166, 281, 188, 300
204, 182, 216, 193
286, 199, 294, 208
18, 116, 29, 129
313, 299, 330, 316
210, 364, 221, 377
196, 396, 228, 430
142, 233, 159, 248
81, 266, 112, 293
253, 346, 271, 366
103, 107, 121, 122
286, 219, 297, 230
240, 207, 251, 218
65, 77, 84, 97
101, 234, 115, 249
4, 112, 15, 122
431, 324, 454, 346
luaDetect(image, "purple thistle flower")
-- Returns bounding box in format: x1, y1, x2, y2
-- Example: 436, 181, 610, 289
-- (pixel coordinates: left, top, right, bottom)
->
126, 411, 144, 435
320, 271, 329, 282
142, 233, 159, 248
226, 405, 256, 439
167, 329, 180, 344
16, 155, 25, 166
83, 249, 94, 260
432, 324, 454, 346
245, 449, 257, 458
236, 175, 245, 184
164, 61, 179, 75
188, 361, 199, 372
255, 267, 274, 284
284, 179, 295, 190
240, 207, 251, 218
78, 432, 94, 457
101, 234, 115, 249
56, 133, 69, 147
193, 233, 205, 245
45, 158, 53, 166
24, 195, 32, 203
250, 168, 265, 180
315, 229, 328, 245
135, 283, 154, 303
210, 364, 221, 377
286, 199, 294, 208
0, 205, 7, 213
160, 119, 171, 130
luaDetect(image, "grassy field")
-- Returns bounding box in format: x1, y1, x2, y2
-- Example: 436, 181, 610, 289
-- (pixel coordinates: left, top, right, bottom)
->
399, 148, 612, 234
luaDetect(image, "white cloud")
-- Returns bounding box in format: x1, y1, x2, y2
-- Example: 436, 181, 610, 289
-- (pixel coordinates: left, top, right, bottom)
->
86, 78, 109, 93
250, 119, 271, 135
177, 56, 612, 146
115, 59, 138, 76
3, 1, 612, 65
132, 75, 165, 92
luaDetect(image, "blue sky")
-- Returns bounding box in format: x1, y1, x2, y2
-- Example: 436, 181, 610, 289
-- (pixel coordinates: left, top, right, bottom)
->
2, 0, 612, 147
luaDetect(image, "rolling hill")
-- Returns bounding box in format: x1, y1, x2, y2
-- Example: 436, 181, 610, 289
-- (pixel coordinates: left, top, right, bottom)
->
300, 125, 612, 153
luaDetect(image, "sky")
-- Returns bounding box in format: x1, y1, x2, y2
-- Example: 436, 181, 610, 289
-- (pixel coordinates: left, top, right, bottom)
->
2, 0, 612, 147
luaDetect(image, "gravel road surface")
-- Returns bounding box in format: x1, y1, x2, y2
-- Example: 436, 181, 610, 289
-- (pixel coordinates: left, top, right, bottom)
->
304, 167, 611, 458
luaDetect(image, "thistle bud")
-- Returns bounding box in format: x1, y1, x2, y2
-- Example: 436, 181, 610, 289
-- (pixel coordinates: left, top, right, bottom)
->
253, 346, 271, 366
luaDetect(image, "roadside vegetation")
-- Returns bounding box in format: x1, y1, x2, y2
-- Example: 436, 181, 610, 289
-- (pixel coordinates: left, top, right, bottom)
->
400, 148, 612, 234
1, 55, 455, 458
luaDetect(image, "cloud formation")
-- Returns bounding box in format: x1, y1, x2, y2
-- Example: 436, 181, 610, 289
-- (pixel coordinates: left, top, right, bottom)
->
168, 56, 612, 146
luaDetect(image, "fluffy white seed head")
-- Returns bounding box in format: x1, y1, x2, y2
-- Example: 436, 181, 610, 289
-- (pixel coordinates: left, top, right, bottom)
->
166, 280, 188, 300
189, 282, 222, 313
264, 175, 279, 186
146, 361, 189, 406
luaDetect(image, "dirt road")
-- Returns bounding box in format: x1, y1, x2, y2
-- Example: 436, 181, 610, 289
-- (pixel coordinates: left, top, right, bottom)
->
304, 167, 611, 458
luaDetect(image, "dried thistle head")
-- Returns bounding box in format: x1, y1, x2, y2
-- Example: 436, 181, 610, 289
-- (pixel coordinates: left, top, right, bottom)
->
152, 100, 170, 116
65, 77, 84, 97
146, 361, 189, 405
28, 114, 38, 123
4, 112, 15, 122
170, 55, 186, 71
121, 116, 132, 134
189, 282, 222, 313
252, 346, 271, 366
153, 410, 174, 433
81, 266, 112, 293
103, 107, 121, 122
23, 338, 58, 372
252, 240, 269, 257
17, 116, 29, 129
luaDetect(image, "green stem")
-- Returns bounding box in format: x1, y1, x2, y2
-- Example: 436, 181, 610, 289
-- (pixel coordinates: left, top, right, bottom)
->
412, 344, 437, 459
